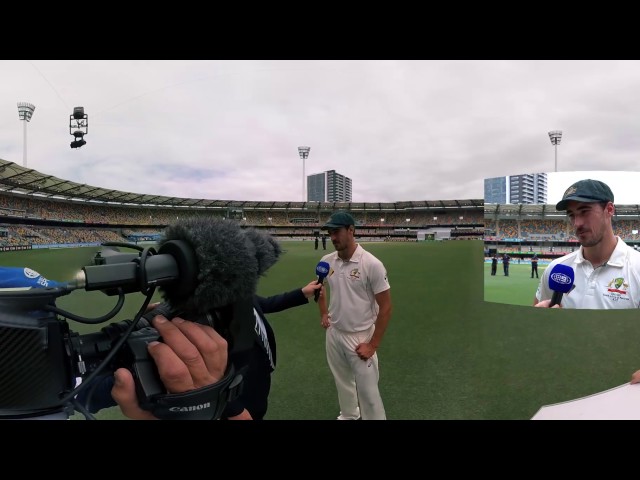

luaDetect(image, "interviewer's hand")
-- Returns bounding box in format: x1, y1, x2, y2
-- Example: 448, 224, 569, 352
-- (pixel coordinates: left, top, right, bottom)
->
301, 280, 323, 299
111, 315, 228, 420
631, 370, 640, 384
534, 299, 561, 308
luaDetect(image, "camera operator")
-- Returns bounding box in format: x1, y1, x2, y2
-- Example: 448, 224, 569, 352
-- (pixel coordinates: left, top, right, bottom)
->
111, 313, 228, 420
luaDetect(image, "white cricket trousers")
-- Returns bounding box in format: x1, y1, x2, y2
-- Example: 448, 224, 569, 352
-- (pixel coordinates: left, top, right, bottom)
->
325, 324, 386, 420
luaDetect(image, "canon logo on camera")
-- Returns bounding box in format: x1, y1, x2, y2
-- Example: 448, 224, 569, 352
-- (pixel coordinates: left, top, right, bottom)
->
169, 402, 211, 412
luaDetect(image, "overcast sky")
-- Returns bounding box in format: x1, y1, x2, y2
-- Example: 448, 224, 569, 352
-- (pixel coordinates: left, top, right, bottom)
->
1, 60, 640, 204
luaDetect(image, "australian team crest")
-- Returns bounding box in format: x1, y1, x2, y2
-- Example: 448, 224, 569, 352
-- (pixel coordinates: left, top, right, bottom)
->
607, 277, 629, 295
563, 185, 577, 199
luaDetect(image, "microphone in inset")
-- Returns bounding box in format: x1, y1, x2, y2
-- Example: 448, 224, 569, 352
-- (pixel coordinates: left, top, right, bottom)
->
314, 261, 330, 302
548, 263, 575, 307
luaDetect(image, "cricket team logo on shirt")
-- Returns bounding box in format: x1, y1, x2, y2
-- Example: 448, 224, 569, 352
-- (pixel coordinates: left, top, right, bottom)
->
349, 268, 361, 280
604, 277, 630, 302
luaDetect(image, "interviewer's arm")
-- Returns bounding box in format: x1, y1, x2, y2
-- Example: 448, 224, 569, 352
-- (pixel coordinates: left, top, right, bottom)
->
301, 280, 323, 299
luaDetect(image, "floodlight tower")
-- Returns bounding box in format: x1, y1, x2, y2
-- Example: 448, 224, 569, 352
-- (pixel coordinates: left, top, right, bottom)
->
548, 130, 562, 172
17, 102, 36, 168
298, 146, 311, 201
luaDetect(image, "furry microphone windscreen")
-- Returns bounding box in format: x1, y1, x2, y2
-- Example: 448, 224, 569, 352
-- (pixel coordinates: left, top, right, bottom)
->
242, 227, 282, 275
157, 217, 281, 314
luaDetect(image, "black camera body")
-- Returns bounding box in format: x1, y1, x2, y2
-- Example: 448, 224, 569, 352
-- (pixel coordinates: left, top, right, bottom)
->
0, 291, 75, 417
0, 216, 282, 420
71, 324, 167, 408
0, 240, 245, 420
0, 286, 168, 419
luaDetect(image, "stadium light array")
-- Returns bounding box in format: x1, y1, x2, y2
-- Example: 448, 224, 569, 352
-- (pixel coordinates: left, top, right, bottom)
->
298, 146, 310, 202
70, 107, 88, 149
17, 102, 35, 168
548, 130, 562, 172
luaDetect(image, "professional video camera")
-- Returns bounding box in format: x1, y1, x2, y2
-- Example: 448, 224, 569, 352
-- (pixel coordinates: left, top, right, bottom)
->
0, 217, 283, 420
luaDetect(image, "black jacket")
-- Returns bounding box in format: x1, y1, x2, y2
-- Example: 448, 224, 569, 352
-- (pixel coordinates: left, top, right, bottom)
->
222, 289, 309, 420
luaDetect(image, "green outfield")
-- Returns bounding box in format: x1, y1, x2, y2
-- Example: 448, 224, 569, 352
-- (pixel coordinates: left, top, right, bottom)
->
483, 261, 550, 306
4, 241, 640, 420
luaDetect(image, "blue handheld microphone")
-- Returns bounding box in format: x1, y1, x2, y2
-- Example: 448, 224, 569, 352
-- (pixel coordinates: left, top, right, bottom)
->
548, 263, 575, 307
314, 261, 330, 302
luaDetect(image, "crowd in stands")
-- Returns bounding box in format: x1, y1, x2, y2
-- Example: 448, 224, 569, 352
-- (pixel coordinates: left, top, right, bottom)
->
485, 217, 640, 243
519, 220, 567, 239
3, 189, 640, 249
0, 225, 123, 246
484, 216, 640, 258
39, 190, 640, 248
0, 193, 483, 228
0, 192, 486, 246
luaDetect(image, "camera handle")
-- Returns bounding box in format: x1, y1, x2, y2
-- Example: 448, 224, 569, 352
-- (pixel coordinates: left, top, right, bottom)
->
123, 327, 244, 420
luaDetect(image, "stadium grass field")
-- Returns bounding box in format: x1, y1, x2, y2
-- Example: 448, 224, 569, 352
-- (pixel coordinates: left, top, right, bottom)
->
5, 240, 640, 420
483, 261, 550, 306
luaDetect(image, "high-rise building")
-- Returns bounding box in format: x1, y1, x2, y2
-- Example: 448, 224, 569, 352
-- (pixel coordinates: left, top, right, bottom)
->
484, 173, 547, 204
484, 177, 507, 204
307, 170, 352, 202
509, 173, 547, 204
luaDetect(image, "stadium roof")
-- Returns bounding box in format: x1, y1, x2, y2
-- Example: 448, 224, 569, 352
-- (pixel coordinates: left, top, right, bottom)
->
0, 158, 483, 210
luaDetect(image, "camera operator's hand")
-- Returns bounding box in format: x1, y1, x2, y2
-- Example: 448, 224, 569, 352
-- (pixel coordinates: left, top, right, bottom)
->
111, 315, 228, 420
146, 302, 161, 312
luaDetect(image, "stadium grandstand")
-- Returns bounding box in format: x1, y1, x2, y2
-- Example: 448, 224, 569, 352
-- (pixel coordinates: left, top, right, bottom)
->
484, 202, 640, 261
0, 158, 483, 250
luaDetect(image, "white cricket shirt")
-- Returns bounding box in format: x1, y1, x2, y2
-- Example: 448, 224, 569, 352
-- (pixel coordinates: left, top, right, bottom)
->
536, 237, 640, 309
321, 244, 391, 332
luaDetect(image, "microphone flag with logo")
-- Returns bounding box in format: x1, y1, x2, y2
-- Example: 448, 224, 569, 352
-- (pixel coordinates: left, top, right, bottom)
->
548, 263, 575, 308
314, 261, 330, 302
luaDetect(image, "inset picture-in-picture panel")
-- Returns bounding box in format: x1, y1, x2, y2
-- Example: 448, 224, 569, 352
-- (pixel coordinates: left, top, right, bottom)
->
484, 170, 640, 309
